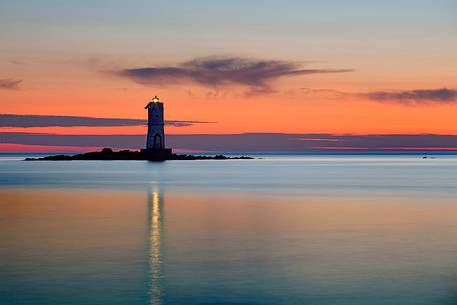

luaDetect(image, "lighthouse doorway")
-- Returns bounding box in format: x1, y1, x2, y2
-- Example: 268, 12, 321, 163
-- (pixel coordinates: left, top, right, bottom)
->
153, 134, 163, 149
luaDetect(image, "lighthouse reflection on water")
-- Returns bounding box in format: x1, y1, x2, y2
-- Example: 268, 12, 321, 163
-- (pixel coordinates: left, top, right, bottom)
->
147, 183, 164, 305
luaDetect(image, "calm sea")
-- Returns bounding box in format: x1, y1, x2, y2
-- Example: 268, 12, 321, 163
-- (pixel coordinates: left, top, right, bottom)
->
1, 153, 457, 305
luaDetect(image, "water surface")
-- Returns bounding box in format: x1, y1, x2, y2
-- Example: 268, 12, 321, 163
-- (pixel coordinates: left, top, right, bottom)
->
1, 154, 457, 305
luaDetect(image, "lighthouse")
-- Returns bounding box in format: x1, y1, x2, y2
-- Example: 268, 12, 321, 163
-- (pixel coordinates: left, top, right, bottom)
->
142, 96, 172, 160
145, 96, 165, 149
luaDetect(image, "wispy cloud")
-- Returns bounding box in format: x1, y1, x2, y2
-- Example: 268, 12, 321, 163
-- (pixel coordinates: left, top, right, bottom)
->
166, 120, 213, 127
0, 114, 212, 128
293, 87, 457, 105
0, 79, 22, 90
362, 88, 457, 104
116, 57, 354, 91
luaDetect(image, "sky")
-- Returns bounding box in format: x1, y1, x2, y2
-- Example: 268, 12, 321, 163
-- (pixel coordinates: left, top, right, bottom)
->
1, 0, 457, 151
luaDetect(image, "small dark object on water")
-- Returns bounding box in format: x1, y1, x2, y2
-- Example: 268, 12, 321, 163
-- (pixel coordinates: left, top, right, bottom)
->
24, 148, 253, 161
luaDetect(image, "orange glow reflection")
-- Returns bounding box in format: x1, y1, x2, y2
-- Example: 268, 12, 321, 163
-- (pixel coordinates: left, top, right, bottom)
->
148, 185, 163, 305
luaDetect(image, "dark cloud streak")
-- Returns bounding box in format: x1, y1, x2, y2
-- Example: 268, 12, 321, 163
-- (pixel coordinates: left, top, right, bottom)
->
363, 88, 457, 104
0, 79, 22, 90
0, 114, 212, 128
116, 57, 353, 90
297, 87, 457, 105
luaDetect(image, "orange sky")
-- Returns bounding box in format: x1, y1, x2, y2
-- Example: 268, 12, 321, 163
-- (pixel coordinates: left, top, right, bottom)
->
2, 75, 457, 135
1, 0, 457, 144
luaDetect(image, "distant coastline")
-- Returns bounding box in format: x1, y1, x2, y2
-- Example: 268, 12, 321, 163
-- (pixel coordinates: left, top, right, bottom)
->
24, 148, 253, 161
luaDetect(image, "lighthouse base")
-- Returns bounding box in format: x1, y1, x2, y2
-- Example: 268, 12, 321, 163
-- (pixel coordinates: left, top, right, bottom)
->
140, 148, 173, 161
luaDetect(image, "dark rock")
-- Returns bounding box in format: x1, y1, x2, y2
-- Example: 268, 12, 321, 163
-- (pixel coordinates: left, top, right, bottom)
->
24, 148, 253, 161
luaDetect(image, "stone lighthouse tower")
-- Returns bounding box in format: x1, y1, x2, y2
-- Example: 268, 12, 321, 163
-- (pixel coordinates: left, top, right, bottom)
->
142, 96, 172, 160
145, 96, 165, 150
